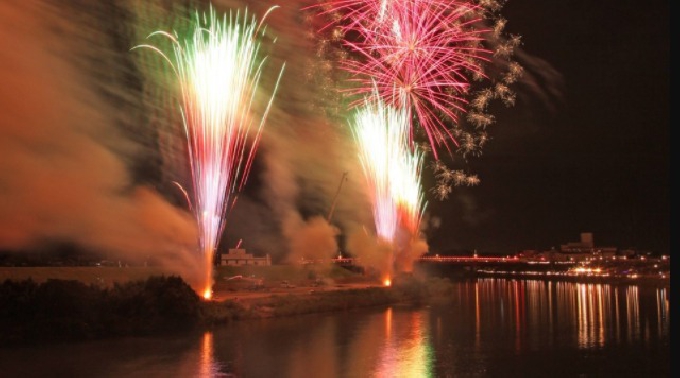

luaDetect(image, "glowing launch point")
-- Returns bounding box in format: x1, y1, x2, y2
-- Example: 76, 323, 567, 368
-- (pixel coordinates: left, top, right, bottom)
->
203, 288, 213, 300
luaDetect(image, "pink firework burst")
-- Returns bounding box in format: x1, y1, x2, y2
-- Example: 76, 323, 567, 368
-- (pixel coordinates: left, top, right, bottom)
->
308, 0, 493, 158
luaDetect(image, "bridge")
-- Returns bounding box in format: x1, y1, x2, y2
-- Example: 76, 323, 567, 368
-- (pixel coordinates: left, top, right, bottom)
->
419, 255, 519, 263
328, 255, 520, 266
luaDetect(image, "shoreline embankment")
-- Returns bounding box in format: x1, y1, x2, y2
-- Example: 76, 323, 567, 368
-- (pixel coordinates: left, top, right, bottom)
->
0, 264, 669, 347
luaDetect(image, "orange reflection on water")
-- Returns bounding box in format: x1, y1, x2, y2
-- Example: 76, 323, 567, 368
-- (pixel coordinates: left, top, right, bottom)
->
657, 288, 669, 336
385, 306, 392, 338
468, 279, 666, 351
375, 310, 433, 377
193, 280, 667, 377
575, 284, 607, 348
198, 331, 214, 378
475, 282, 480, 347
513, 281, 521, 352
625, 286, 640, 340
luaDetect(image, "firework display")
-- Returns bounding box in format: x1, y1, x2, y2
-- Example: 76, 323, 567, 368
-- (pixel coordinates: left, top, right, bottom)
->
304, 0, 522, 277
317, 0, 491, 157
308, 0, 522, 198
134, 6, 284, 299
350, 87, 427, 278
350, 90, 408, 243
130, 0, 521, 290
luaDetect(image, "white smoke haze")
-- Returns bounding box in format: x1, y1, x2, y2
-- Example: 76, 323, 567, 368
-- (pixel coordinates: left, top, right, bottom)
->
212, 0, 381, 266
345, 230, 394, 279
393, 231, 429, 273
0, 0, 432, 286
183, 0, 425, 278
0, 1, 207, 288
130, 0, 357, 266
223, 0, 564, 274
210, 1, 427, 281
513, 48, 565, 114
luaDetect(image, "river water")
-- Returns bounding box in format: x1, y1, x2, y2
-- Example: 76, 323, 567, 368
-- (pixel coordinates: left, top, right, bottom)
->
1, 279, 669, 377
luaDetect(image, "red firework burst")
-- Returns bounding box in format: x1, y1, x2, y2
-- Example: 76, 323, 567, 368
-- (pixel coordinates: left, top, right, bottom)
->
308, 0, 494, 158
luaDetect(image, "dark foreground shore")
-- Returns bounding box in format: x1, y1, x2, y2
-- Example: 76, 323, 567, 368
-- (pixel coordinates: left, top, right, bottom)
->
0, 269, 669, 347
0, 275, 453, 347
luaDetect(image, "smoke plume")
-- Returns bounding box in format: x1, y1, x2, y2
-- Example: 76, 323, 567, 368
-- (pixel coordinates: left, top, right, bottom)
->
0, 0, 430, 286
0, 1, 205, 287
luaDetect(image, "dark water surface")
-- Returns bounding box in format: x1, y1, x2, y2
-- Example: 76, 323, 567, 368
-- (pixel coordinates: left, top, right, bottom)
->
1, 279, 669, 377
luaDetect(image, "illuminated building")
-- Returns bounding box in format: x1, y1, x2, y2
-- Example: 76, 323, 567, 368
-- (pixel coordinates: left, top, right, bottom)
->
219, 249, 271, 266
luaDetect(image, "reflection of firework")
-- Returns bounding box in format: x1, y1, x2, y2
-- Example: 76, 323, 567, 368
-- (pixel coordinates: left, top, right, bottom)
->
134, 6, 284, 299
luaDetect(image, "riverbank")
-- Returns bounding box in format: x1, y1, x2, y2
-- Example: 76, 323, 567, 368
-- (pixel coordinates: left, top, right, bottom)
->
200, 275, 452, 323
0, 265, 670, 346
0, 274, 450, 347
201, 270, 670, 323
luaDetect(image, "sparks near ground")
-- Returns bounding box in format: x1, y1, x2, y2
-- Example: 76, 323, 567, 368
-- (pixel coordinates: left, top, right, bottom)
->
133, 6, 284, 299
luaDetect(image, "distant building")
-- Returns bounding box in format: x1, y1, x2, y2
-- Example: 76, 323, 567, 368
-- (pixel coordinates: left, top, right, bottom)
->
534, 248, 570, 262
592, 247, 617, 259
220, 249, 271, 266
560, 232, 594, 253
516, 233, 663, 264
559, 232, 617, 262
517, 249, 539, 262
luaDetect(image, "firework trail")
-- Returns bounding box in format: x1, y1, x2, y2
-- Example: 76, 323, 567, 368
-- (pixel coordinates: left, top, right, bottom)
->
350, 92, 405, 243
134, 6, 284, 299
349, 88, 426, 278
392, 146, 426, 237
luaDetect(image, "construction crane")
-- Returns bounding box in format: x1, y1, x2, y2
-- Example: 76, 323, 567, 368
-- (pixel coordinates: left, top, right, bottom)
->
327, 172, 348, 223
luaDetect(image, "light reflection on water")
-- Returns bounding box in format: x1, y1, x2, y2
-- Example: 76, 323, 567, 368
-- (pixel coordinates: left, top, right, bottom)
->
0, 279, 669, 377
374, 309, 434, 377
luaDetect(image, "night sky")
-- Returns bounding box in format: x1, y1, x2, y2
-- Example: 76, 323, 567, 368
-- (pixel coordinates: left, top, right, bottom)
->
0, 0, 670, 263
426, 0, 670, 254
